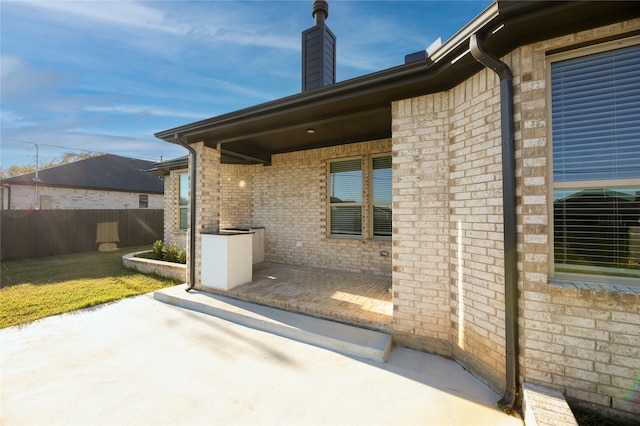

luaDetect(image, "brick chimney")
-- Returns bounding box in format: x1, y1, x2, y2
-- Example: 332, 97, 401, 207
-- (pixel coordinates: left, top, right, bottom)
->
302, 1, 336, 92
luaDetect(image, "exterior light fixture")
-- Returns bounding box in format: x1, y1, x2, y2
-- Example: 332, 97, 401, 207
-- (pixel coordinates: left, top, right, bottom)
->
306, 128, 316, 134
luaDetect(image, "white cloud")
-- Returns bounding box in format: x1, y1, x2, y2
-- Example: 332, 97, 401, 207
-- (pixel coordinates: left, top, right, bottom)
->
1, 0, 493, 170
13, 1, 299, 52
200, 27, 298, 51
0, 55, 23, 79
0, 55, 68, 101
21, 0, 187, 35
0, 110, 36, 128
85, 105, 206, 120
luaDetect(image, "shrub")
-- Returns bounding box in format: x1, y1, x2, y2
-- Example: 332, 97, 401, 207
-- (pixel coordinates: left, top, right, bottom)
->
150, 240, 187, 264
152, 240, 164, 259
162, 243, 185, 264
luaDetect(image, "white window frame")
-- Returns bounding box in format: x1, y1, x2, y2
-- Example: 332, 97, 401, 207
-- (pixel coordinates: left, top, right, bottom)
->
547, 36, 640, 286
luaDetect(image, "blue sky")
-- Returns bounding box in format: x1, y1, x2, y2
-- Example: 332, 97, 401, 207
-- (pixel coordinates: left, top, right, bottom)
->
1, 0, 491, 169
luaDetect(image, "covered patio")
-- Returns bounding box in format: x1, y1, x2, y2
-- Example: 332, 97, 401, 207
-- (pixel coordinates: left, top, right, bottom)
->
203, 262, 393, 332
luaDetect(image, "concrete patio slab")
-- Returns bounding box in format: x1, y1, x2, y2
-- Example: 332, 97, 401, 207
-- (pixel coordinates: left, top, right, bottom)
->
154, 284, 392, 362
1, 292, 522, 426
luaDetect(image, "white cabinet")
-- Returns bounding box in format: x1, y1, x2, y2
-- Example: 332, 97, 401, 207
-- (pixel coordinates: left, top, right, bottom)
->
200, 232, 253, 290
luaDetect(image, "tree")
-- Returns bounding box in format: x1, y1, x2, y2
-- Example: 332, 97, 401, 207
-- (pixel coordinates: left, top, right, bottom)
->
0, 151, 102, 179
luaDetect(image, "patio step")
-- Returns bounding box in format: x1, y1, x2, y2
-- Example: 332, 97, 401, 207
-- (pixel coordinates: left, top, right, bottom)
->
154, 284, 392, 363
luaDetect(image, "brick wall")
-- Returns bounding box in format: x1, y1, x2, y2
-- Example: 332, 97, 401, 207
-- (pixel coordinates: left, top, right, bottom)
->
165, 162, 257, 248
220, 164, 258, 229
392, 18, 640, 416
517, 20, 640, 417
448, 69, 508, 381
166, 140, 393, 276
192, 142, 221, 286
252, 140, 392, 275
163, 171, 186, 249
6, 184, 162, 210
391, 93, 456, 356
160, 18, 640, 417
392, 73, 508, 385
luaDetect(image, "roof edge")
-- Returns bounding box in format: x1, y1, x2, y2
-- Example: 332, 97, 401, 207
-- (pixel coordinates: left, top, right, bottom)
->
154, 1, 640, 146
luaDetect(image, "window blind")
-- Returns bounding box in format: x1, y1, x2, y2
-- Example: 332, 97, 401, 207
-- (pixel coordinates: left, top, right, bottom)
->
330, 159, 362, 235
551, 43, 640, 280
551, 43, 640, 182
330, 159, 361, 174
554, 187, 640, 278
330, 206, 362, 235
372, 156, 392, 236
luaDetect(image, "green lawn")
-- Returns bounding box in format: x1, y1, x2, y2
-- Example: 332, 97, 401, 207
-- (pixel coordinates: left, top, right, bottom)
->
0, 246, 180, 328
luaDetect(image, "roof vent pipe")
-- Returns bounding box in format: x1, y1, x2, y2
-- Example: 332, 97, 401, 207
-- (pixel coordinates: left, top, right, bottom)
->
312, 0, 328, 25
469, 32, 520, 414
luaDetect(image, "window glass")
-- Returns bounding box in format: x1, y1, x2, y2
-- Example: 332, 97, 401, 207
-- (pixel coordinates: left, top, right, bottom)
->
179, 173, 188, 230
330, 159, 362, 203
551, 42, 640, 281
372, 156, 392, 237
329, 159, 362, 235
551, 44, 640, 182
330, 205, 362, 235
554, 187, 640, 278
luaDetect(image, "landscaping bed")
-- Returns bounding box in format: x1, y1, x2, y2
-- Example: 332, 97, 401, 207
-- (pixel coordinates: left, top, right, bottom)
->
123, 251, 186, 282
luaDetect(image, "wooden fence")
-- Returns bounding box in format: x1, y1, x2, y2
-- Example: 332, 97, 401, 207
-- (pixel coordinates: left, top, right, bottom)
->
1, 209, 163, 261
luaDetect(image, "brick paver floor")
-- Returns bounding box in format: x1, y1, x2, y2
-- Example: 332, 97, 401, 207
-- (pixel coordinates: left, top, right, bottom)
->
209, 262, 393, 331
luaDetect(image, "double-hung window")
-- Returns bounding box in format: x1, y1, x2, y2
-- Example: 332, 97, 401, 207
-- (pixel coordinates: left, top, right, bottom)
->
329, 158, 362, 236
328, 154, 392, 238
550, 38, 640, 283
178, 173, 189, 230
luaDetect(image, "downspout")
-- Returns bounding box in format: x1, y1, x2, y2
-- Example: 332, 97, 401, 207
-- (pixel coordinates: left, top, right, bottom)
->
174, 133, 197, 292
469, 33, 519, 413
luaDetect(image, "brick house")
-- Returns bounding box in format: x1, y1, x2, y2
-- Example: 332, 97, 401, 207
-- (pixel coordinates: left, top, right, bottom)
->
1, 154, 163, 210
152, 1, 639, 419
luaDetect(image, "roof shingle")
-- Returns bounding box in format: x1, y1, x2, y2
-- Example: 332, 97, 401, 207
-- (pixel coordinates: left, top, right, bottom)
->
2, 154, 163, 193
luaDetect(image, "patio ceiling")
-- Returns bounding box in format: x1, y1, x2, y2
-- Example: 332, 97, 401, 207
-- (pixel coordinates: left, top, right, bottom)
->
154, 1, 640, 166
155, 57, 458, 165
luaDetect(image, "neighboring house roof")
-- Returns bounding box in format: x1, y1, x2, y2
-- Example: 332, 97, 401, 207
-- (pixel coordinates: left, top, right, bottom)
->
147, 156, 188, 176
154, 1, 640, 166
2, 154, 164, 193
